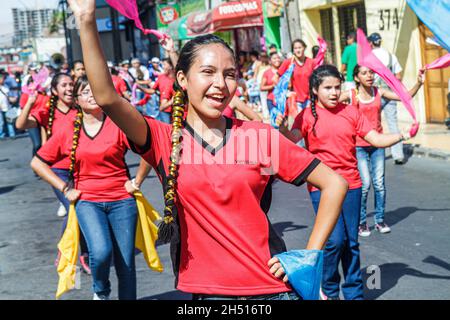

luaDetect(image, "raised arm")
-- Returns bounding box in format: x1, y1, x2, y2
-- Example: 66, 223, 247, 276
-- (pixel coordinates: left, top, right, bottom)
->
276, 114, 303, 143
68, 0, 148, 147
160, 36, 179, 67
15, 95, 39, 130
379, 71, 424, 101
230, 96, 262, 122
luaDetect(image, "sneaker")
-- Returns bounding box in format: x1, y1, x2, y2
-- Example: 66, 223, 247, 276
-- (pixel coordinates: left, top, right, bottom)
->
93, 293, 110, 300
375, 222, 391, 234
79, 254, 92, 275
57, 203, 67, 217
358, 224, 371, 237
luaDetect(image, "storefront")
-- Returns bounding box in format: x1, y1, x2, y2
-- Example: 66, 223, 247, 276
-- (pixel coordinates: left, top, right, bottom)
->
296, 0, 448, 124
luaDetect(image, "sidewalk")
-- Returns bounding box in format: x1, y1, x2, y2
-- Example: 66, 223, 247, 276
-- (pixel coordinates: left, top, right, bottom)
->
398, 121, 450, 161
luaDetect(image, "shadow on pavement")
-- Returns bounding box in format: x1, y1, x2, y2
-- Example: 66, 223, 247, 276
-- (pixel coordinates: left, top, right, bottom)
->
0, 185, 18, 195
362, 263, 450, 300
423, 255, 450, 272
384, 207, 450, 228
140, 290, 192, 300
272, 221, 308, 237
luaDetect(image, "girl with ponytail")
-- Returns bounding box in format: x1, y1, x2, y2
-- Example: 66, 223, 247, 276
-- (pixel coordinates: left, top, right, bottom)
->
276, 64, 417, 300
31, 75, 141, 300
70, 0, 349, 300
339, 65, 424, 237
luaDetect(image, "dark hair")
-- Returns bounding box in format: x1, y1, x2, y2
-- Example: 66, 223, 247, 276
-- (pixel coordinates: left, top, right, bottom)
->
161, 57, 174, 69
158, 34, 235, 244
292, 39, 307, 51
269, 44, 277, 49
311, 45, 320, 59
250, 50, 259, 58
269, 51, 280, 59
73, 74, 89, 97
71, 60, 84, 70
47, 73, 72, 137
353, 64, 363, 87
309, 64, 344, 135
347, 32, 356, 41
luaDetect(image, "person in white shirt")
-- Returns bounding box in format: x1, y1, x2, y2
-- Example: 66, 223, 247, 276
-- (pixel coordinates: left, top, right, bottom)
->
368, 32, 405, 164
0, 72, 16, 139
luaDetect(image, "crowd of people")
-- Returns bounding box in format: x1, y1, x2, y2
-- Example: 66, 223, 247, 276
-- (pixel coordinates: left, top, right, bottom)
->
1, 0, 427, 301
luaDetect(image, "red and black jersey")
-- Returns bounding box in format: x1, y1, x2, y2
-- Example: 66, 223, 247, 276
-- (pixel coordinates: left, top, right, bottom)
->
131, 116, 320, 296
37, 116, 133, 202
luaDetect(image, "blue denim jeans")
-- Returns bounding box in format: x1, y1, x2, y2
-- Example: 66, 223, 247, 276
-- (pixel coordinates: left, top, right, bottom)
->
381, 98, 404, 161
356, 147, 386, 225
267, 99, 276, 113
52, 168, 88, 255
310, 188, 364, 300
145, 94, 160, 119
28, 127, 41, 157
75, 197, 138, 300
157, 111, 171, 124
0, 111, 16, 138
193, 291, 301, 300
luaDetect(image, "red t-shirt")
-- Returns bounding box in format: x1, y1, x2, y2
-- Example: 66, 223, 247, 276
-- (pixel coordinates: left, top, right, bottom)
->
131, 116, 320, 296
262, 68, 277, 104
36, 116, 133, 202
112, 75, 128, 97
292, 103, 374, 191
278, 57, 315, 103
222, 105, 234, 118
350, 88, 383, 147
153, 74, 175, 113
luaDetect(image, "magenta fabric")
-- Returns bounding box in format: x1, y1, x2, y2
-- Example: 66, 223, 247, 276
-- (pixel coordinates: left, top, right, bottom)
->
357, 29, 419, 137
131, 83, 138, 105
424, 53, 450, 70
105, 0, 167, 40
21, 67, 49, 95
313, 36, 327, 69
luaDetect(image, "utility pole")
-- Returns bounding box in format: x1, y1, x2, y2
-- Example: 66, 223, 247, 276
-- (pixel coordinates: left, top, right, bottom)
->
60, 0, 73, 65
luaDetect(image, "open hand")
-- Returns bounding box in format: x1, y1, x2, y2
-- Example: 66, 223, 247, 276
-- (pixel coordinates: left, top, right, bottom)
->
67, 0, 96, 20
160, 36, 174, 52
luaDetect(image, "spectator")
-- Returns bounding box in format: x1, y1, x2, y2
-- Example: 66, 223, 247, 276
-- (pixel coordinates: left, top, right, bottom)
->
0, 71, 16, 139
148, 57, 162, 82
261, 52, 282, 115
368, 32, 405, 164
341, 32, 358, 90
71, 60, 86, 81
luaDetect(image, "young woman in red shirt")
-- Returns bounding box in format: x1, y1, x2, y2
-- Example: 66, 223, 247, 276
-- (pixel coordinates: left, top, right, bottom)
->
31, 75, 141, 300
276, 64, 413, 300
68, 0, 350, 300
339, 65, 423, 237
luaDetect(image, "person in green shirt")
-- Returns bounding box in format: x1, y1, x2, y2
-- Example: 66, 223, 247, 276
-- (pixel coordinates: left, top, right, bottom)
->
341, 32, 357, 90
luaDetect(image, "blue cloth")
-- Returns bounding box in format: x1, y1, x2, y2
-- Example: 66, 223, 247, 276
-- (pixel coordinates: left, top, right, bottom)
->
406, 0, 450, 51
310, 188, 364, 300
75, 198, 138, 300
270, 63, 295, 128
28, 127, 41, 157
275, 250, 323, 300
356, 146, 386, 225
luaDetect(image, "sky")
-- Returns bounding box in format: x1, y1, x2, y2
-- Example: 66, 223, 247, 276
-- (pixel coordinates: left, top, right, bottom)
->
0, 0, 60, 46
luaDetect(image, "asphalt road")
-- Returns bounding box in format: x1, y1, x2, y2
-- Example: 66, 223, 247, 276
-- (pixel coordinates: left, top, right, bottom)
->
0, 135, 449, 300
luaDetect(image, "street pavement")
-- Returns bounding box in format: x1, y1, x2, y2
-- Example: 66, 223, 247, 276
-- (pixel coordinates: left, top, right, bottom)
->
0, 135, 449, 300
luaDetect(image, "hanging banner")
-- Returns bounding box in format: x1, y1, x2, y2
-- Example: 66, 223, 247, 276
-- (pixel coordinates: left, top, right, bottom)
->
156, 3, 180, 29
264, 0, 284, 18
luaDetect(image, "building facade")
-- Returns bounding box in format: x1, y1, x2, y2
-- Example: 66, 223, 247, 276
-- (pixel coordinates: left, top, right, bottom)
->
12, 8, 56, 47
295, 0, 449, 124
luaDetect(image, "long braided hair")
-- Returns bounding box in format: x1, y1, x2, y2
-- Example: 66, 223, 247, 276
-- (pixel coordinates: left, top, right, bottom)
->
157, 34, 236, 244
308, 64, 344, 136
47, 73, 72, 138
67, 76, 88, 189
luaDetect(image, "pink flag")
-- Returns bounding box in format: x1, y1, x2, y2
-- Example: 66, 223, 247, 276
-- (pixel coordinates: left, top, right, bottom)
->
357, 29, 419, 137
313, 36, 327, 69
424, 53, 450, 70
21, 66, 49, 95
105, 0, 168, 40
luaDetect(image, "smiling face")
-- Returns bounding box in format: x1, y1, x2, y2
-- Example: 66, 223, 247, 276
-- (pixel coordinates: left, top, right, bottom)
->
314, 76, 342, 109
75, 83, 101, 113
293, 41, 306, 59
52, 75, 74, 105
354, 66, 375, 87
177, 43, 237, 119
270, 53, 281, 68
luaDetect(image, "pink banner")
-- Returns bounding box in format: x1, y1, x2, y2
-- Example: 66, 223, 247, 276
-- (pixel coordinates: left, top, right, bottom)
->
21, 66, 49, 95
424, 53, 450, 70
357, 29, 419, 137
313, 36, 327, 69
105, 0, 168, 40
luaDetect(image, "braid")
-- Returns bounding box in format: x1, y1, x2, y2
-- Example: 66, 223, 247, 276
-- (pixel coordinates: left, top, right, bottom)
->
47, 94, 58, 137
310, 94, 318, 136
67, 106, 83, 189
157, 87, 186, 244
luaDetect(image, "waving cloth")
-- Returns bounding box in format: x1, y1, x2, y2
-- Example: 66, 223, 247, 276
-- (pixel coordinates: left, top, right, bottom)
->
56, 192, 163, 299
105, 0, 168, 40
406, 0, 450, 52
275, 250, 323, 300
424, 53, 450, 71
21, 67, 49, 95
357, 29, 419, 137
270, 63, 295, 128
313, 36, 327, 69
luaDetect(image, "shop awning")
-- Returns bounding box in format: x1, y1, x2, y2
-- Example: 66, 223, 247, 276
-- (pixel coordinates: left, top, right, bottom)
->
167, 0, 263, 40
